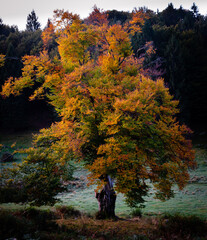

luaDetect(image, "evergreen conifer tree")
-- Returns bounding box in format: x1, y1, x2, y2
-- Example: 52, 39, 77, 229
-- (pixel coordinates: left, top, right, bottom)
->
26, 10, 41, 32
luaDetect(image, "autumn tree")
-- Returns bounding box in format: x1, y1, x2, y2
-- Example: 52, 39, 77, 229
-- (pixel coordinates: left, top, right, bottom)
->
85, 5, 108, 26
191, 3, 199, 18
1, 10, 195, 218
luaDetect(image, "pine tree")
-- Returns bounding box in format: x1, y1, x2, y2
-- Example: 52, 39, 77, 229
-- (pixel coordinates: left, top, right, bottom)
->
26, 10, 41, 32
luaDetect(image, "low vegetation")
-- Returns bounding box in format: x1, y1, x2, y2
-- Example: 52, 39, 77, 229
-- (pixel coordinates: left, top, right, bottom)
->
0, 207, 207, 240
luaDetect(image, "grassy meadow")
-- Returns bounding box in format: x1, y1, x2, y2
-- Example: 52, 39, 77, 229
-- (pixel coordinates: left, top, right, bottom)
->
0, 131, 207, 239
57, 147, 207, 219
0, 131, 207, 219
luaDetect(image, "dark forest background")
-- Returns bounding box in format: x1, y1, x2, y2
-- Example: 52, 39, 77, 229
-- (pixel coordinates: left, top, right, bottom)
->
0, 3, 207, 133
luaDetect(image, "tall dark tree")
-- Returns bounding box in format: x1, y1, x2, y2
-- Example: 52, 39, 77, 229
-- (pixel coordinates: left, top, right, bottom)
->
26, 10, 41, 32
191, 3, 199, 18
0, 19, 53, 131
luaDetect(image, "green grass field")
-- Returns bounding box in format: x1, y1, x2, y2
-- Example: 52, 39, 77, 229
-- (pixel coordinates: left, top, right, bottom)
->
0, 131, 36, 165
0, 131, 207, 219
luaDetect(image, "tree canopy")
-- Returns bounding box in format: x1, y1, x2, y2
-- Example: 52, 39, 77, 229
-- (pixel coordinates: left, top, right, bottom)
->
0, 4, 206, 132
0, 8, 196, 209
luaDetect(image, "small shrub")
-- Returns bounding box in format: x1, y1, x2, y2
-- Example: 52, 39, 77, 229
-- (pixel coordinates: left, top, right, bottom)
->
158, 213, 207, 238
131, 208, 142, 218
22, 207, 55, 219
0, 147, 75, 206
21, 207, 58, 231
55, 205, 81, 218
0, 208, 67, 239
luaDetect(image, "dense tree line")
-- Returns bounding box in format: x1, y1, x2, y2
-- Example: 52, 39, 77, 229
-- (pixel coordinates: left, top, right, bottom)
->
0, 5, 207, 132
103, 3, 207, 130
136, 3, 207, 130
0, 12, 54, 131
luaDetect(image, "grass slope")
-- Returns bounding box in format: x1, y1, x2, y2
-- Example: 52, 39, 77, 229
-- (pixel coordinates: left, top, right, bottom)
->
0, 132, 207, 219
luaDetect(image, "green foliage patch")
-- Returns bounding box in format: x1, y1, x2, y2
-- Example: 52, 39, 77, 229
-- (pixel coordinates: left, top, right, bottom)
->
0, 137, 75, 206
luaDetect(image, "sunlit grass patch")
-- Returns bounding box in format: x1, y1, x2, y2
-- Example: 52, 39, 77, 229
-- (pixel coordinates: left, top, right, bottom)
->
56, 146, 207, 218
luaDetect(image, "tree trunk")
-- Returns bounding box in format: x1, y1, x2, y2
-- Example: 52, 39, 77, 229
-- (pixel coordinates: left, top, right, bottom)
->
95, 175, 116, 219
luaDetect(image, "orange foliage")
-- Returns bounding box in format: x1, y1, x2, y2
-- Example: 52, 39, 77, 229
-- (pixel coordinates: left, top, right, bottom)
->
85, 5, 108, 27
0, 9, 196, 205
124, 8, 150, 35
52, 9, 81, 31
0, 54, 5, 67
42, 22, 55, 49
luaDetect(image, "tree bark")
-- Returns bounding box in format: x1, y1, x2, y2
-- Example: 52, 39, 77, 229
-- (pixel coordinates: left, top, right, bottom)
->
95, 175, 116, 219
